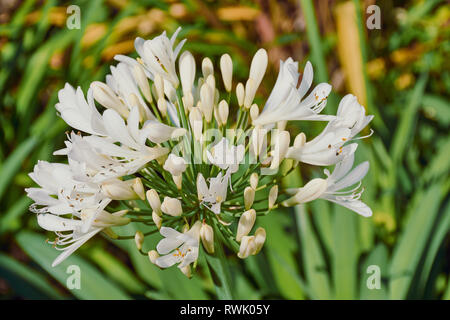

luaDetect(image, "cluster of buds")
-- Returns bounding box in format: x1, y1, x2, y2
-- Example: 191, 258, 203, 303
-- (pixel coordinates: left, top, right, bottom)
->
26, 28, 373, 277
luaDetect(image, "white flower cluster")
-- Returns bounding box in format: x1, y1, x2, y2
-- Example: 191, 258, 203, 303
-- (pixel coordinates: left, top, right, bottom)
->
26, 28, 373, 276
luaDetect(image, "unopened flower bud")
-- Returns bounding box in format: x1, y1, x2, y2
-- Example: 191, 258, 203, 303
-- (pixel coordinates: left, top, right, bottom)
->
157, 97, 167, 116
268, 185, 278, 209
251, 126, 267, 158
202, 57, 214, 79
179, 51, 196, 94
180, 265, 192, 278
277, 120, 287, 131
294, 132, 306, 148
250, 104, 259, 122
200, 83, 214, 122
249, 48, 268, 89
250, 173, 259, 190
91, 82, 128, 118
189, 107, 203, 141
244, 78, 256, 109
146, 189, 161, 214
206, 74, 216, 93
182, 91, 194, 111
270, 131, 290, 170
200, 222, 215, 254
217, 100, 229, 126
253, 227, 266, 254
101, 178, 144, 200
220, 54, 233, 92
237, 235, 256, 259
154, 74, 164, 100
282, 178, 328, 207
133, 64, 152, 103
134, 231, 144, 250
244, 187, 255, 210
202, 57, 213, 78
161, 197, 183, 216
152, 211, 162, 229
148, 250, 159, 264
236, 82, 244, 107
236, 209, 256, 242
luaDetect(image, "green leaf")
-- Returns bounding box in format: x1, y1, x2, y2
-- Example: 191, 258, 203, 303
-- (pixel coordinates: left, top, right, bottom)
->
0, 253, 63, 299
16, 231, 131, 300
295, 204, 331, 299
389, 183, 444, 299
359, 244, 389, 299
90, 246, 147, 295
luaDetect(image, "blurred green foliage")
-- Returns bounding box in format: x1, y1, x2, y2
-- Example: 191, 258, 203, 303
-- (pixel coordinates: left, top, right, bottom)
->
0, 0, 449, 299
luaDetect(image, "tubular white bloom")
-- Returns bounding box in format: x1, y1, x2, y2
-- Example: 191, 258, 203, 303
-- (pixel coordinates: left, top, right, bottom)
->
38, 209, 129, 267
130, 27, 185, 87
155, 221, 201, 269
320, 153, 372, 217
197, 172, 230, 214
207, 138, 245, 174
253, 59, 334, 126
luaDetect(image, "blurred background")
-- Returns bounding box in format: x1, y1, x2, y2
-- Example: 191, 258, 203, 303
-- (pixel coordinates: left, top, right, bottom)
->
0, 0, 449, 300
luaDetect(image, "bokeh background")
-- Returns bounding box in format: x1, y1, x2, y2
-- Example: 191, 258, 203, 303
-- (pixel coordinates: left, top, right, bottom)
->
0, 0, 449, 300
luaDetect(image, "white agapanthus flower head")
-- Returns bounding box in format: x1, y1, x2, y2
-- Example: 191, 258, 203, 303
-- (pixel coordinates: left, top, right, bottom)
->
26, 27, 373, 275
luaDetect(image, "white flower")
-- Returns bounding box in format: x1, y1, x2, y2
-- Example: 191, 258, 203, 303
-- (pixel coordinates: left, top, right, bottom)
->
25, 161, 109, 216
206, 137, 244, 173
37, 209, 129, 267
155, 221, 201, 269
283, 154, 372, 217
285, 94, 373, 166
55, 83, 106, 136
320, 153, 372, 217
197, 171, 230, 214
128, 27, 185, 87
104, 62, 154, 120
56, 108, 174, 180
253, 59, 334, 126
